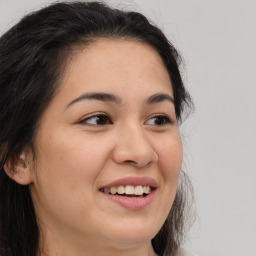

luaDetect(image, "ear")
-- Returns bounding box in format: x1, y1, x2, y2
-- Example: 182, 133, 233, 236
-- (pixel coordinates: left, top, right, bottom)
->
4, 148, 34, 185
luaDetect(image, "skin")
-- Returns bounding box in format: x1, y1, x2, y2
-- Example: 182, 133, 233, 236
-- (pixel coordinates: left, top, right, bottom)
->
24, 39, 182, 256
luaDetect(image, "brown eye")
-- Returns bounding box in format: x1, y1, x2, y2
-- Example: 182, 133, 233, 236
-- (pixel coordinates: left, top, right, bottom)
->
80, 114, 112, 125
145, 115, 172, 126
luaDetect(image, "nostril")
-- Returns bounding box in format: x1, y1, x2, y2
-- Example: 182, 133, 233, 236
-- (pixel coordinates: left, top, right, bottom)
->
123, 158, 153, 168
111, 144, 157, 167
124, 160, 136, 163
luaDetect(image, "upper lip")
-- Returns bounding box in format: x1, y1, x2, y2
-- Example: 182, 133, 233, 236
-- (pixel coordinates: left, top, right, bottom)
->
100, 176, 158, 189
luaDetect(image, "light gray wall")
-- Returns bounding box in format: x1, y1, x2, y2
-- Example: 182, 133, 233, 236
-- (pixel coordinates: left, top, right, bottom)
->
1, 1, 255, 256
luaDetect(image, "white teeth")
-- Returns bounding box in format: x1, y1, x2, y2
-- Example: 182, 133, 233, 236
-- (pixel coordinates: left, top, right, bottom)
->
110, 187, 117, 195
134, 186, 144, 195
117, 185, 125, 194
126, 185, 135, 195
144, 185, 150, 194
102, 185, 151, 195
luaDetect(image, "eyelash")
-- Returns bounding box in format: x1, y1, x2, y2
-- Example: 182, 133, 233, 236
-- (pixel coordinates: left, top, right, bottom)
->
145, 115, 172, 126
79, 113, 112, 125
78, 113, 172, 126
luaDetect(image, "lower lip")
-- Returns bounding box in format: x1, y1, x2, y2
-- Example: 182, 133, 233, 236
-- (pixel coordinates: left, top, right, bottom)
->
100, 190, 156, 210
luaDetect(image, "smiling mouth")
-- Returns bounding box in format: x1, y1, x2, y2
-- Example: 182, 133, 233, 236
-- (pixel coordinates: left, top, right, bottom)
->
99, 185, 152, 197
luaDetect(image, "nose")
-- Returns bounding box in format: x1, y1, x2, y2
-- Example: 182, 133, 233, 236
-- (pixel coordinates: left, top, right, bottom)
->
112, 125, 158, 168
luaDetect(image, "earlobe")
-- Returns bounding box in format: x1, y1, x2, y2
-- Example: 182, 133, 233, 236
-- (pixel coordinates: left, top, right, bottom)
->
4, 151, 34, 185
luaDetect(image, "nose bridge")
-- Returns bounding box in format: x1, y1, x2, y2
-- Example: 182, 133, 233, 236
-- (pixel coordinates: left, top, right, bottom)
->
112, 121, 158, 167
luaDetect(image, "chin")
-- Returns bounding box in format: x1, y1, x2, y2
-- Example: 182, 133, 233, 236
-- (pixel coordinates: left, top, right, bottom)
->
105, 221, 160, 248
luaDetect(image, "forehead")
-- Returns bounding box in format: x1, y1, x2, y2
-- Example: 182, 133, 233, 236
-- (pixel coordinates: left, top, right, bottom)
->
66, 39, 171, 87
54, 39, 173, 107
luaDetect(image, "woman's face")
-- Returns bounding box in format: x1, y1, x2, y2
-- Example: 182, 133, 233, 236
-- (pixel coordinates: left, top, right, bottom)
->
30, 39, 182, 253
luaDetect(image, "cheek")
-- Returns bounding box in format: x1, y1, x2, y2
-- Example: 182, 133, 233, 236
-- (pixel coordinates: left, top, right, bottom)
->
33, 132, 119, 226
158, 134, 183, 181
31, 131, 114, 231
150, 134, 182, 233
33, 131, 111, 205
157, 133, 182, 209
36, 129, 110, 176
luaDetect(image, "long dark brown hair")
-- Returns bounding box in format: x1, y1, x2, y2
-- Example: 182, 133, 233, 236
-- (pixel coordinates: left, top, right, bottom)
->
0, 2, 194, 256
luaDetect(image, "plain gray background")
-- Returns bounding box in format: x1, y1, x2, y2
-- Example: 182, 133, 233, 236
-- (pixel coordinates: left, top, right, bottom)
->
0, 0, 255, 255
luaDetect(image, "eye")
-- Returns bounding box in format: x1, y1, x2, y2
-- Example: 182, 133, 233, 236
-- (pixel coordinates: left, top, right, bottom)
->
79, 114, 112, 125
145, 115, 172, 126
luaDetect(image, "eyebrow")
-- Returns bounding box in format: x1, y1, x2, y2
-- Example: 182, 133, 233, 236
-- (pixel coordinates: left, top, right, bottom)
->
66, 92, 174, 109
146, 93, 174, 105
66, 92, 122, 108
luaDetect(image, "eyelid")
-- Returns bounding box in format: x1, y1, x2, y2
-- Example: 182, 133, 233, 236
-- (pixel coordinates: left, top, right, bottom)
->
145, 114, 173, 125
77, 112, 173, 126
78, 112, 112, 125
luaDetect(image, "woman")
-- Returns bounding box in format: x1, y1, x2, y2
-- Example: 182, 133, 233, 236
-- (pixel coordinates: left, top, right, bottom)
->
0, 2, 193, 256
